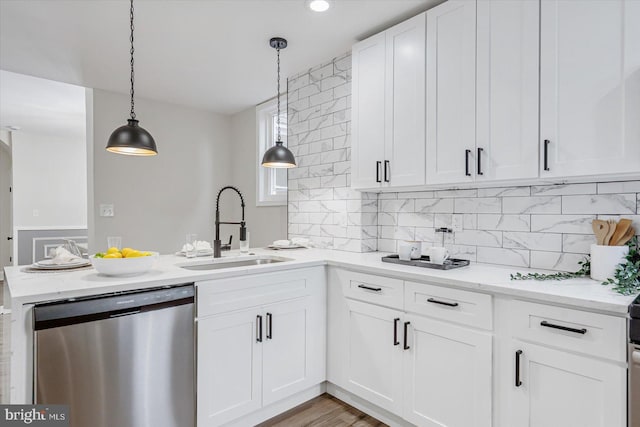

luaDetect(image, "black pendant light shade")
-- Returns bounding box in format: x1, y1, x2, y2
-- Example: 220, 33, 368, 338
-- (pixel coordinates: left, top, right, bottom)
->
262, 37, 296, 169
106, 119, 157, 156
262, 140, 296, 168
106, 0, 157, 156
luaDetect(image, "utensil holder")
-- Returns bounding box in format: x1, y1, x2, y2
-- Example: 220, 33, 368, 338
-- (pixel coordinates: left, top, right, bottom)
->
590, 244, 629, 281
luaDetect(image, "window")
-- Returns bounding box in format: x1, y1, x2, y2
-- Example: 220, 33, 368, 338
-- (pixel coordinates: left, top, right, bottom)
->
256, 98, 288, 206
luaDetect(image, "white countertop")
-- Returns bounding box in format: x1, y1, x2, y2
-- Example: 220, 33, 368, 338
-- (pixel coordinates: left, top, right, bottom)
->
4, 248, 636, 315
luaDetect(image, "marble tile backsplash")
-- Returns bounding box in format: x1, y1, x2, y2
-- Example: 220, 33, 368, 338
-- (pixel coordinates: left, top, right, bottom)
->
377, 183, 640, 271
287, 53, 378, 252
286, 54, 640, 271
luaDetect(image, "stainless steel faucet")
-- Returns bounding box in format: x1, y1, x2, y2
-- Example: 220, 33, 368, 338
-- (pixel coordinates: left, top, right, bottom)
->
214, 186, 246, 258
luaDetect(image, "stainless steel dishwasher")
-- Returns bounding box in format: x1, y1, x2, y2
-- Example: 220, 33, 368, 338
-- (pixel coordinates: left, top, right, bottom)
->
34, 284, 195, 427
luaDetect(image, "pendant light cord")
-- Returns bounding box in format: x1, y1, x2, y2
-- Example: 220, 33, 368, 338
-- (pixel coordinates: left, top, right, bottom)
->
276, 46, 281, 143
129, 0, 136, 120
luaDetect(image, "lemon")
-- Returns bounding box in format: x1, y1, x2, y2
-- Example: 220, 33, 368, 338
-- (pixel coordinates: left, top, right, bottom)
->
103, 252, 123, 259
125, 250, 143, 258
142, 251, 152, 256
106, 247, 120, 254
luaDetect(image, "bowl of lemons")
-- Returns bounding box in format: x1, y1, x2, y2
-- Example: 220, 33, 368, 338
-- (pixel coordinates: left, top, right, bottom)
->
90, 247, 159, 276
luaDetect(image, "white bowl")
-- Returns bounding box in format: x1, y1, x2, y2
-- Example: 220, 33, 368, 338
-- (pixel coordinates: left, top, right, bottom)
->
90, 252, 159, 276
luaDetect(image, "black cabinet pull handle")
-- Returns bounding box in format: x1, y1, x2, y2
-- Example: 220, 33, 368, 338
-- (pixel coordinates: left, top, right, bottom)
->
393, 318, 400, 346
427, 298, 459, 307
384, 160, 390, 182
357, 284, 382, 292
540, 320, 587, 335
256, 315, 263, 342
543, 139, 550, 171
515, 350, 523, 387
266, 313, 272, 340
403, 321, 410, 350
376, 161, 382, 183
465, 149, 472, 176
477, 147, 484, 175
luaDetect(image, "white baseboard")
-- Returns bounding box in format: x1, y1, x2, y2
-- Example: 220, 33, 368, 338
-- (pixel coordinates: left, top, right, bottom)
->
326, 383, 414, 427
224, 383, 326, 427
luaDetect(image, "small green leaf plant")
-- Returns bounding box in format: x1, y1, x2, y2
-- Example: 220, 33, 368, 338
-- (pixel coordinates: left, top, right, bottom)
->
510, 236, 640, 296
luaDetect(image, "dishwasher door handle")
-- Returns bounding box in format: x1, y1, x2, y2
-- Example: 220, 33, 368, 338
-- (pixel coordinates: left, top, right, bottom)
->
109, 310, 141, 318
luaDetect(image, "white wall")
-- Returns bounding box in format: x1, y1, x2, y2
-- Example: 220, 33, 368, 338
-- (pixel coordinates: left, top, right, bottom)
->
230, 107, 287, 248
91, 89, 235, 254
11, 130, 87, 228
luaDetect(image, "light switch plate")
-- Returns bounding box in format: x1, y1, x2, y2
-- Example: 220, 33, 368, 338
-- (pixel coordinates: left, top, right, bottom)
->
99, 204, 114, 217
452, 214, 464, 232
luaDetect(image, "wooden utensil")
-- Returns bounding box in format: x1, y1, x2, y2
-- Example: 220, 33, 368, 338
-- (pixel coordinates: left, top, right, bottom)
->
592, 220, 609, 245
609, 218, 632, 246
613, 226, 635, 246
603, 219, 617, 246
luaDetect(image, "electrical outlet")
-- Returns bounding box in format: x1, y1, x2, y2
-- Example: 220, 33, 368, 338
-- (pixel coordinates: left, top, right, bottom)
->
32, 209, 39, 217
99, 204, 114, 217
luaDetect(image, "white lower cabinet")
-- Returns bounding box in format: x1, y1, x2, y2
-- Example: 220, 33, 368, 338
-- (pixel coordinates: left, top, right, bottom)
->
328, 269, 493, 427
196, 267, 326, 427
343, 299, 404, 415
507, 341, 626, 427
197, 308, 263, 426
403, 315, 492, 427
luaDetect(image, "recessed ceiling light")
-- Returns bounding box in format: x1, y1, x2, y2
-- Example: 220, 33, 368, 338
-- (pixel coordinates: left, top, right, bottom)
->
309, 0, 330, 12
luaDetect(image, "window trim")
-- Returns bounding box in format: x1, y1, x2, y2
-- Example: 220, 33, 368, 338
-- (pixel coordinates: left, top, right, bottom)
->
256, 97, 288, 207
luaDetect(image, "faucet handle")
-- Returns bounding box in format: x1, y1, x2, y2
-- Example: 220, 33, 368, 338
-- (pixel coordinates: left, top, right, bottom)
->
227, 235, 233, 246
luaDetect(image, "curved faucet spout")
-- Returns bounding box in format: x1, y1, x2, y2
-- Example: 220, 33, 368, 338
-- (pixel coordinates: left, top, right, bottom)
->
214, 186, 247, 258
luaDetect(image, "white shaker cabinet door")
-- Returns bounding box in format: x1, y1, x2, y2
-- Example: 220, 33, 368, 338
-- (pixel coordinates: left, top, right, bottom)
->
508, 341, 626, 427
262, 296, 325, 406
351, 32, 386, 189
426, 0, 477, 185
540, 0, 640, 178
403, 315, 492, 427
385, 13, 426, 188
343, 299, 405, 416
197, 308, 262, 427
476, 0, 540, 181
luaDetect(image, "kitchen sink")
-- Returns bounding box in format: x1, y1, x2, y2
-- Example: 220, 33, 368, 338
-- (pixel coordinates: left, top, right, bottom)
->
179, 256, 292, 271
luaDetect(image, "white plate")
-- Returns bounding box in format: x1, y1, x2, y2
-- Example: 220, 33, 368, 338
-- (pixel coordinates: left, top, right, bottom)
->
267, 244, 307, 250
175, 249, 214, 257
32, 259, 91, 270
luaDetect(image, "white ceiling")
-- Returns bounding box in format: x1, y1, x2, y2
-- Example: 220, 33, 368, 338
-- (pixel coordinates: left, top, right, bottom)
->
0, 70, 86, 139
0, 0, 441, 115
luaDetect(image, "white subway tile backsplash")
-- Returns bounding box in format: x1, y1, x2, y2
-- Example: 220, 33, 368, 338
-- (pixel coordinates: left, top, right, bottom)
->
503, 232, 562, 251
562, 194, 637, 214
398, 212, 435, 228
454, 198, 501, 213
562, 234, 595, 254
531, 183, 596, 196
454, 230, 502, 247
597, 181, 640, 194
530, 214, 596, 234
502, 196, 561, 214
288, 53, 640, 267
477, 247, 530, 267
477, 214, 531, 231
530, 251, 587, 272
478, 186, 530, 197
415, 198, 454, 213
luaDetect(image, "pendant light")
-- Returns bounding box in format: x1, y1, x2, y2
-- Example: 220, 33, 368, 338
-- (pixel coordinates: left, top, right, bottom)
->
106, 0, 157, 156
261, 37, 296, 169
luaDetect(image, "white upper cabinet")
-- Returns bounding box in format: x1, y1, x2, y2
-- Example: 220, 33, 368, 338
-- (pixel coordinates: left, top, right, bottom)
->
540, 0, 640, 178
385, 14, 426, 188
352, 13, 426, 189
425, 0, 477, 185
476, 0, 540, 182
351, 32, 386, 189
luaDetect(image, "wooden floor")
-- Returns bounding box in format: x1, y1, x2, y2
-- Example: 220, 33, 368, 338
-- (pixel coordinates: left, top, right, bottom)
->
258, 394, 387, 427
